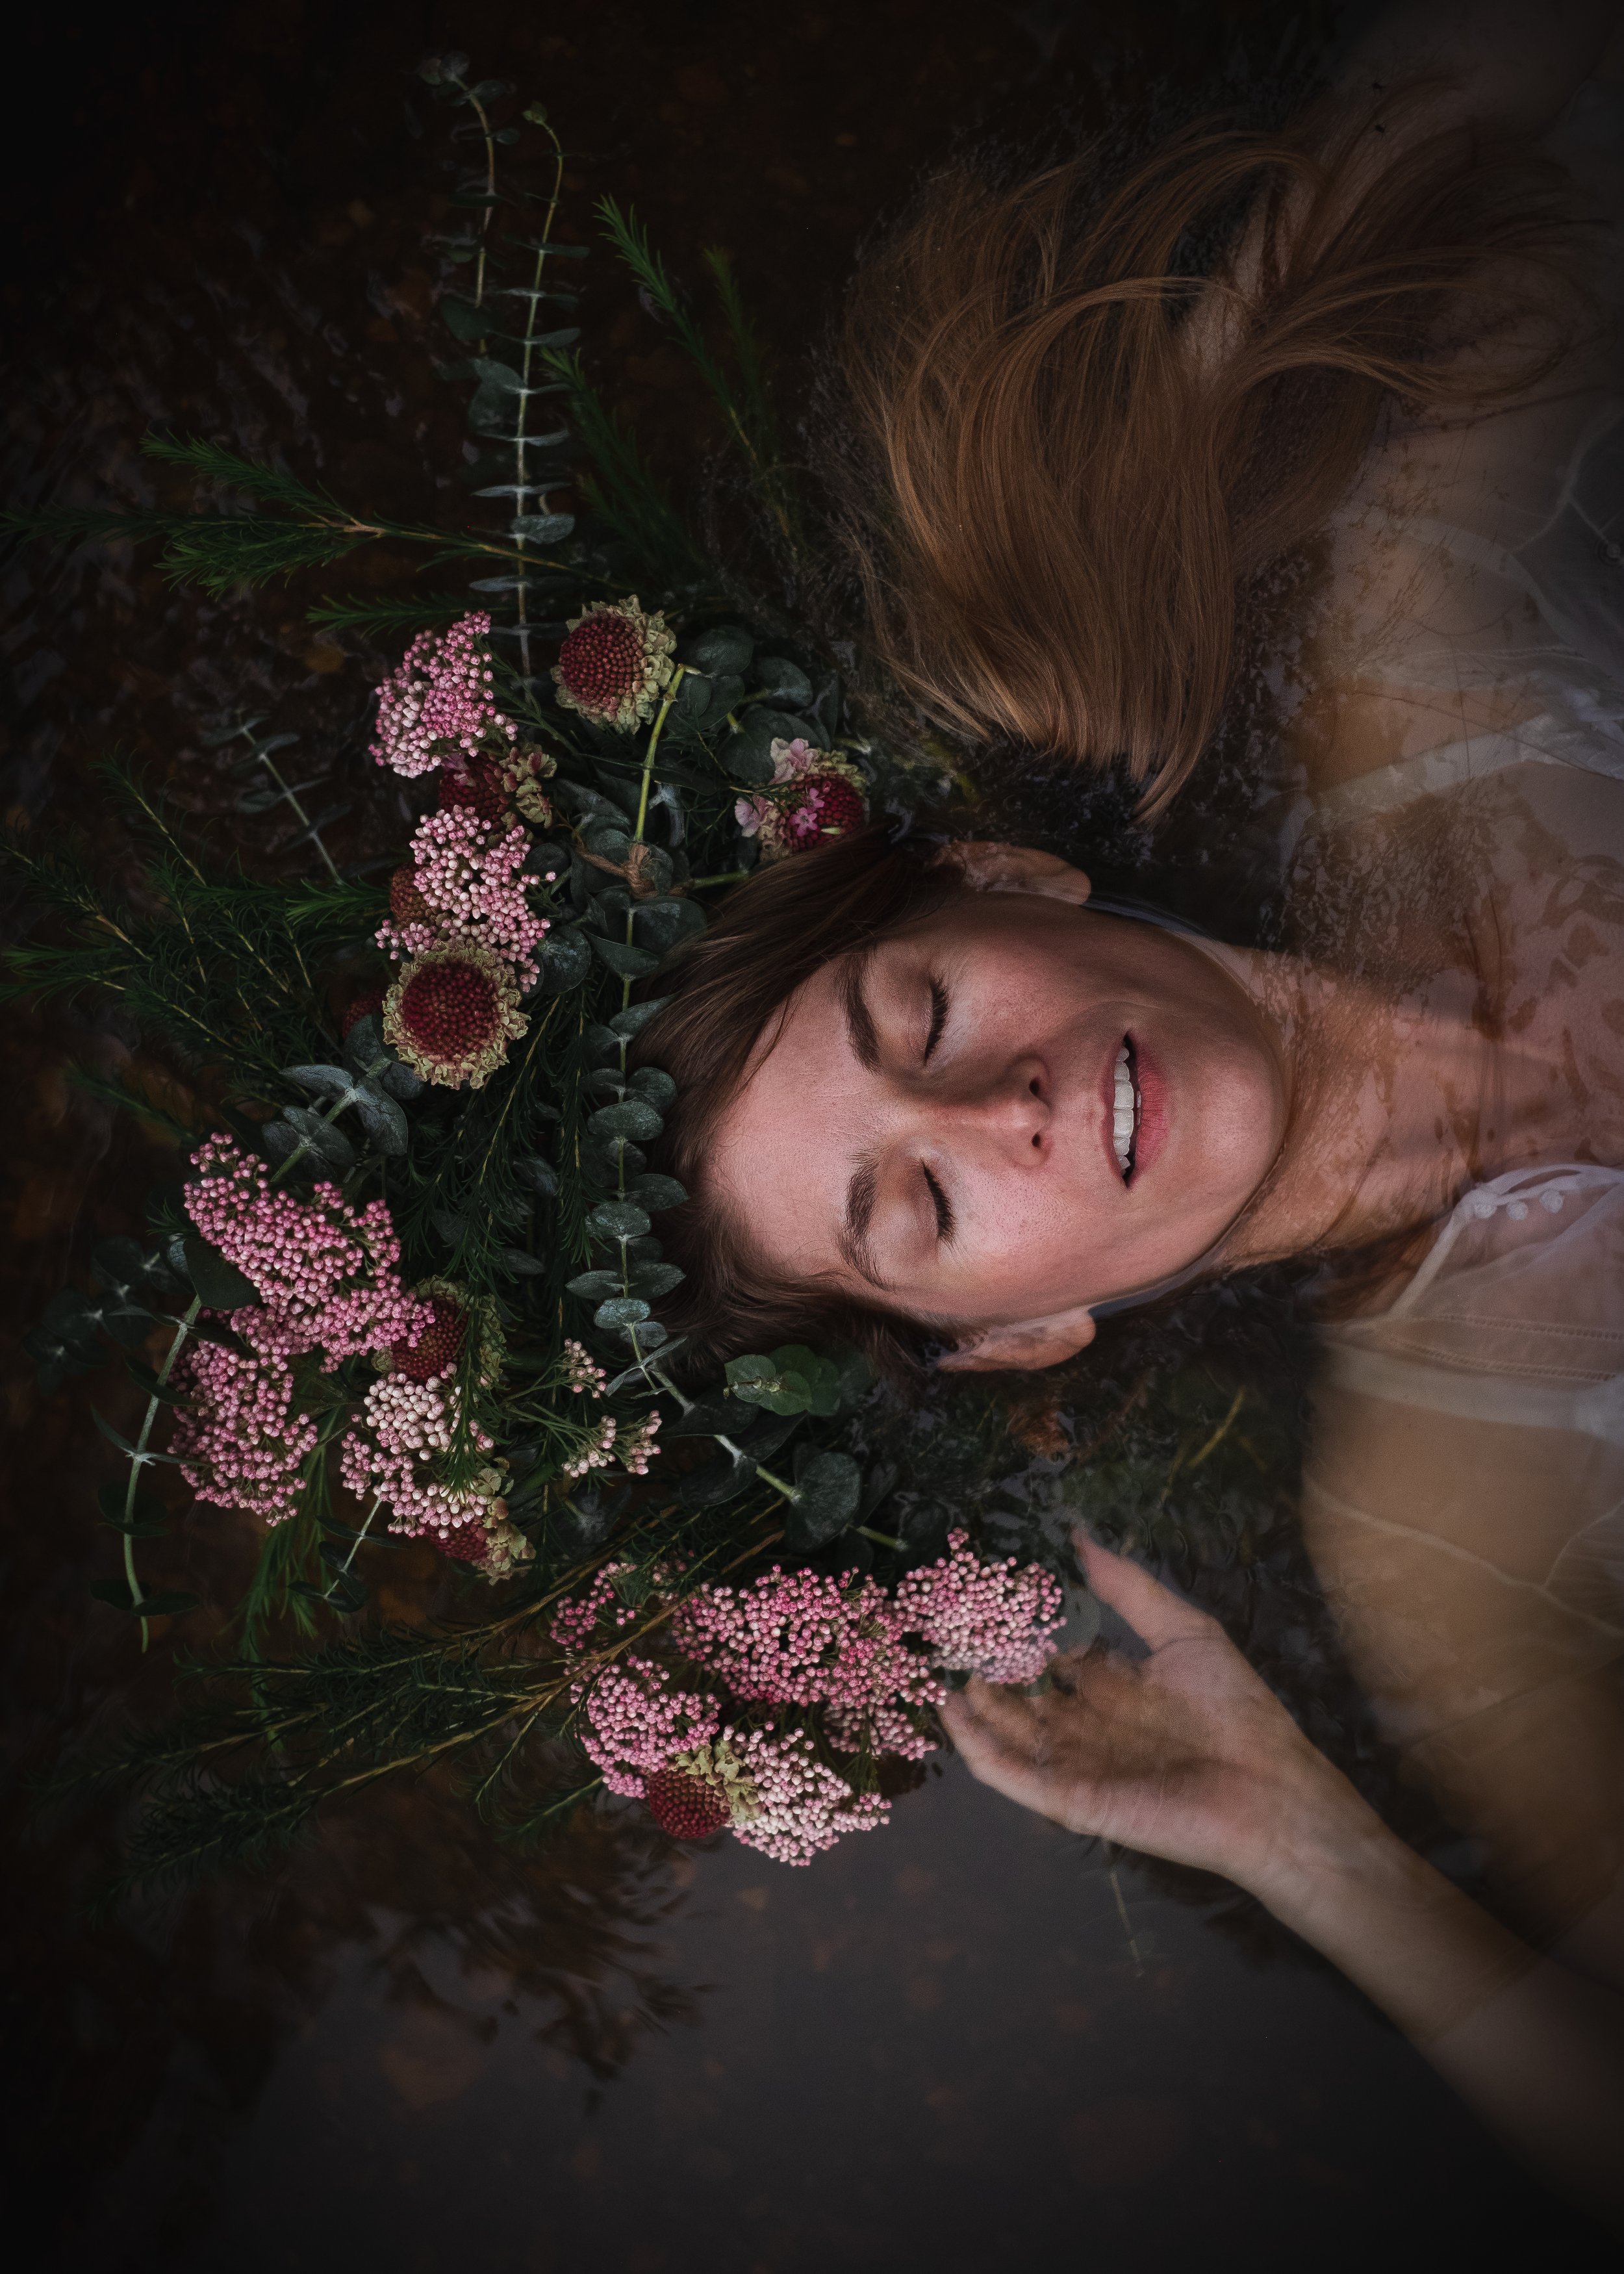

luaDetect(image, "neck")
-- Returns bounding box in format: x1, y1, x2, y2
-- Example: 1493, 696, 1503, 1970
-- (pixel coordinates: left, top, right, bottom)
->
1207, 940, 1560, 1275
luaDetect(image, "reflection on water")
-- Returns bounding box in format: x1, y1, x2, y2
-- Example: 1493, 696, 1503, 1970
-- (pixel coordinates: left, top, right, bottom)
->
65, 1776, 1590, 2274
3, 2, 1618, 2266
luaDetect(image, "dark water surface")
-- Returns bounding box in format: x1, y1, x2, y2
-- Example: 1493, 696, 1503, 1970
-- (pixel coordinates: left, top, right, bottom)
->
1, 3, 1614, 2268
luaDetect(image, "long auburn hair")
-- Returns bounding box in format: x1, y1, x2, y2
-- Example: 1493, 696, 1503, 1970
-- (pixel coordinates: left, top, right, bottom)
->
830, 87, 1579, 813
637, 90, 1586, 1367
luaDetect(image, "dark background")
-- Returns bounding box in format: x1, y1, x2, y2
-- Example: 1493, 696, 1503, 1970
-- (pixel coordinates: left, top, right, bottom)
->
3, 3, 1614, 2269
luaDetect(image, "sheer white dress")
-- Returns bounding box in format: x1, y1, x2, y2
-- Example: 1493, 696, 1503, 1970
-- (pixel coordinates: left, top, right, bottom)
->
1295, 81, 1624, 1947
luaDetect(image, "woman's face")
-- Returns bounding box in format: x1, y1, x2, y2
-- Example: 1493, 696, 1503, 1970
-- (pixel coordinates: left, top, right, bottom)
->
707, 889, 1290, 1337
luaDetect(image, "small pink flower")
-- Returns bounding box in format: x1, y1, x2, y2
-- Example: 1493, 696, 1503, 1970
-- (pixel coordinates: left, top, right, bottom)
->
735, 738, 868, 860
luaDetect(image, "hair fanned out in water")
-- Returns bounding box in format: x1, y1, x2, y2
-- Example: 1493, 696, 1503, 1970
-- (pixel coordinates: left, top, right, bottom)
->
637, 90, 1587, 1371
829, 86, 1580, 814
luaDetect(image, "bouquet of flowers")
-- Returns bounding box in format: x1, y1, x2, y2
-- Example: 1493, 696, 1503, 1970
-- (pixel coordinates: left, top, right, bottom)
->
3, 57, 1073, 1891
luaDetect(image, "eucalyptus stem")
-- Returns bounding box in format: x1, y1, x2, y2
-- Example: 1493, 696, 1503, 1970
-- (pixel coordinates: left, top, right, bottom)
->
257, 752, 342, 886
124, 1298, 202, 1651
513, 109, 566, 685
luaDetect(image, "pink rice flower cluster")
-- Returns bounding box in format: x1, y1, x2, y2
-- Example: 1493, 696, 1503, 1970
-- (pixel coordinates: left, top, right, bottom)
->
726, 1728, 890, 1865
552, 1531, 1063, 1863
550, 1563, 638, 1654
669, 1563, 943, 1761
371, 611, 516, 778
563, 1411, 618, 1479
617, 1412, 661, 1476
183, 1135, 423, 1364
563, 1339, 607, 1394
170, 1308, 320, 1524
895, 1531, 1066, 1684
171, 1136, 428, 1524
339, 1372, 500, 1539
576, 1659, 724, 1796
376, 806, 549, 988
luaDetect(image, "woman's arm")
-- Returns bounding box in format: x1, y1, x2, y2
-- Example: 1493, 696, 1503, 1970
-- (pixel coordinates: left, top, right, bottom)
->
943, 1537, 1624, 2234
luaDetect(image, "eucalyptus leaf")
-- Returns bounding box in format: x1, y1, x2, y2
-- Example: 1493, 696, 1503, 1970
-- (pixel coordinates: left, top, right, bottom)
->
629, 1262, 684, 1299
783, 1451, 863, 1551
511, 513, 576, 543
500, 1247, 548, 1277
539, 928, 592, 991
588, 934, 661, 980
589, 1200, 652, 1240
512, 1153, 559, 1197
752, 655, 813, 704
627, 1066, 676, 1112
626, 1173, 687, 1211
726, 1353, 812, 1417
349, 1087, 410, 1156
678, 1448, 755, 1508
686, 626, 754, 675
594, 1296, 650, 1330
633, 897, 705, 956
610, 998, 670, 1040
565, 1270, 622, 1301
183, 1236, 261, 1311
283, 1105, 356, 1173
589, 1100, 663, 1144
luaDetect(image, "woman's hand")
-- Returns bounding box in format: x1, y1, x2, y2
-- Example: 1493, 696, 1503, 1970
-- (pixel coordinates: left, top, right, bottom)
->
941, 1535, 1361, 1893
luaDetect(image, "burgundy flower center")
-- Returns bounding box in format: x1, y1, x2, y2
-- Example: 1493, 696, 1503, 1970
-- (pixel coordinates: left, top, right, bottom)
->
389, 865, 432, 927
392, 1294, 469, 1383
644, 1766, 730, 1840
778, 774, 867, 850
437, 1526, 487, 1566
399, 960, 501, 1058
557, 614, 643, 707
438, 754, 509, 824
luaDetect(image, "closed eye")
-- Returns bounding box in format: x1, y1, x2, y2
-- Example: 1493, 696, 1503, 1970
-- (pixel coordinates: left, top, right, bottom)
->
923, 976, 949, 1065
922, 1164, 954, 1242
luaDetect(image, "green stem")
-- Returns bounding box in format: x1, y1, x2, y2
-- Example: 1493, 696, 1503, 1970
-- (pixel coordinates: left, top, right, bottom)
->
258, 752, 342, 886
513, 112, 566, 685
125, 1297, 202, 1651
687, 869, 751, 890
856, 1525, 907, 1553
324, 1494, 383, 1600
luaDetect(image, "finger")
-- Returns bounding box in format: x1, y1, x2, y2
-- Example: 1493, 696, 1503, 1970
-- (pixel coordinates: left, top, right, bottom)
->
1074, 1531, 1213, 1649
944, 1673, 1040, 1748
939, 1691, 1076, 1822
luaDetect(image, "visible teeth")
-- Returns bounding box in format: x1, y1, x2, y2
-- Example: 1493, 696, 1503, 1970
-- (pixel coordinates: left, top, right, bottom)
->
1111, 1042, 1136, 1177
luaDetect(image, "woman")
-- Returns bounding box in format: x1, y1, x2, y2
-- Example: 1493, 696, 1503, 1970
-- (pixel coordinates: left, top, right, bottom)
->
637, 0, 1624, 2234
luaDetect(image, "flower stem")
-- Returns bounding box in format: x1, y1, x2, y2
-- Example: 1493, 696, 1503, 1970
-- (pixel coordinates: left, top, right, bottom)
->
124, 1297, 202, 1651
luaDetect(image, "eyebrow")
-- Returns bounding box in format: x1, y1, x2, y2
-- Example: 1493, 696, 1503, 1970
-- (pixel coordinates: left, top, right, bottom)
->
839, 954, 881, 1071
837, 1149, 890, 1289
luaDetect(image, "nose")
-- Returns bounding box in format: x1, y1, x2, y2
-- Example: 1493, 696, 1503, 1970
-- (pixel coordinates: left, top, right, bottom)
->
931, 1053, 1050, 1160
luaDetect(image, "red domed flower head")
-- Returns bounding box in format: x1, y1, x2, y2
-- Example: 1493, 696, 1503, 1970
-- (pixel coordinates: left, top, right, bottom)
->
552, 596, 675, 732
437, 752, 511, 826
440, 744, 557, 828
735, 738, 870, 863
437, 1524, 490, 1569
390, 1290, 468, 1382
383, 939, 527, 1090
644, 1764, 731, 1841
388, 864, 433, 928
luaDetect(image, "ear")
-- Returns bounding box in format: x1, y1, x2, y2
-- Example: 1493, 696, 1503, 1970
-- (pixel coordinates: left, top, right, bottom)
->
937, 1305, 1098, 1373
946, 841, 1092, 906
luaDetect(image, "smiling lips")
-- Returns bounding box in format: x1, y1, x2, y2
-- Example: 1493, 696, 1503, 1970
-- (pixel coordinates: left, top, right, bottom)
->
1111, 1036, 1140, 1181
1104, 1031, 1167, 1186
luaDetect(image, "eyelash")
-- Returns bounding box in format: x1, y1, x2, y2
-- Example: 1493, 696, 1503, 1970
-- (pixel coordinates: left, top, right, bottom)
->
923, 975, 948, 1064
923, 1164, 954, 1242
